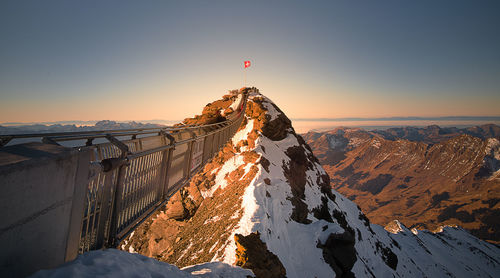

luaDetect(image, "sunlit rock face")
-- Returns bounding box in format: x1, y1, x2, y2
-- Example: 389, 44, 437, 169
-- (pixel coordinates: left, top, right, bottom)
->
303, 126, 500, 244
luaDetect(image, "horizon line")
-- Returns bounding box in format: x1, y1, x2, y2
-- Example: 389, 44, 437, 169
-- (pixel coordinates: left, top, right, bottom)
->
291, 116, 500, 122
2, 116, 500, 127
0, 119, 182, 126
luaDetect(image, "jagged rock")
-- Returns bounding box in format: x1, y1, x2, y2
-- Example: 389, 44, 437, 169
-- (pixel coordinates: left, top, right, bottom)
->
178, 95, 238, 126
283, 145, 312, 224
165, 191, 187, 220
234, 232, 286, 278
385, 220, 405, 234
222, 107, 234, 117
261, 104, 291, 141
318, 231, 357, 278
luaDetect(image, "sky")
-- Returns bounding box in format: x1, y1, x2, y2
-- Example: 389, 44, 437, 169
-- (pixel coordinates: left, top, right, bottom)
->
1, 0, 499, 123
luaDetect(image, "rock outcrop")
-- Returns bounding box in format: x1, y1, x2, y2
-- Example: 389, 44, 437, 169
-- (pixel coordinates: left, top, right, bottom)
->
179, 89, 241, 126
234, 232, 286, 278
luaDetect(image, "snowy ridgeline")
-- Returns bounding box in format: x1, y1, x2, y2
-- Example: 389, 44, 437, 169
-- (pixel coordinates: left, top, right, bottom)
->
201, 91, 500, 278
30, 249, 254, 278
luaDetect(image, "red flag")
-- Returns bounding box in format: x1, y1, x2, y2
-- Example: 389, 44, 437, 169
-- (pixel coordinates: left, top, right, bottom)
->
244, 60, 251, 68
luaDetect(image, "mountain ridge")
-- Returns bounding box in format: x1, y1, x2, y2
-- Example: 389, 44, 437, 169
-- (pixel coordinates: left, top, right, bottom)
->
303, 126, 500, 244
121, 88, 500, 277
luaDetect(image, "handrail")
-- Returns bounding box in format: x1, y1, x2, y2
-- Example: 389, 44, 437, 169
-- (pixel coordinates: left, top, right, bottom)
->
0, 90, 248, 148
0, 115, 235, 147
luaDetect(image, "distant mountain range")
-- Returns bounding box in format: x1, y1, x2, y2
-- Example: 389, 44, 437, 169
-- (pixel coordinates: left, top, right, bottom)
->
303, 124, 500, 243
292, 116, 500, 122
0, 120, 167, 134
371, 124, 500, 144
0, 120, 172, 146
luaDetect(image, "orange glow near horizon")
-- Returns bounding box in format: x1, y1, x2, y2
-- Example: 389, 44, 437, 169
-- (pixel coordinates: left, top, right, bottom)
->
2, 84, 499, 124
1, 2, 499, 124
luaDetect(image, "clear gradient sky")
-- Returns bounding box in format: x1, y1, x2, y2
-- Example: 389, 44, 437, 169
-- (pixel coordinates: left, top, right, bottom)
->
1, 1, 499, 123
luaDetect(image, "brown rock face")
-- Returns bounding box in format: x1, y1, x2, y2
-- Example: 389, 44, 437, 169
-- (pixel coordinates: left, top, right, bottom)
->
261, 103, 291, 141
179, 91, 240, 126
234, 232, 286, 278
303, 126, 500, 243
317, 231, 357, 278
165, 179, 205, 220
165, 191, 187, 220
121, 211, 185, 259
283, 145, 312, 224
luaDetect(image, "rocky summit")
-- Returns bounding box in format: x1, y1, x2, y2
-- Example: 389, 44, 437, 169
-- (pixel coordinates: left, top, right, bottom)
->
122, 88, 500, 278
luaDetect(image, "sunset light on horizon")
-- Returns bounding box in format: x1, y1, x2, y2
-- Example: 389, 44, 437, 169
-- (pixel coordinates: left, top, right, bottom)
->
1, 1, 499, 124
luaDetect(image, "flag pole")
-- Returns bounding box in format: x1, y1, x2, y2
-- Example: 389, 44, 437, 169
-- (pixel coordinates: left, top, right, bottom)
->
243, 60, 250, 88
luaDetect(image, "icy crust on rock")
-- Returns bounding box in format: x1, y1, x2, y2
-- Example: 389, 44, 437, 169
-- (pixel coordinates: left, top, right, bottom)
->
30, 249, 254, 278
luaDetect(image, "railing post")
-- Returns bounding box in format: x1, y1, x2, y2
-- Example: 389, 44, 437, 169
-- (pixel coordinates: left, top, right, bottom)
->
158, 150, 170, 199
106, 163, 127, 247
95, 170, 114, 249
202, 135, 208, 164
161, 131, 175, 198
103, 134, 130, 248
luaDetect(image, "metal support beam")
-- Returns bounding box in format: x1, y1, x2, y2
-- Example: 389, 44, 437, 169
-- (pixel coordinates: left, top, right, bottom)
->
0, 136, 12, 147
105, 134, 130, 156
42, 137, 60, 146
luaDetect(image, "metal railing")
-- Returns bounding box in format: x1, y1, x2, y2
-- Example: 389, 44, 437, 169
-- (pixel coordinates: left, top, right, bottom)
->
79, 93, 247, 252
0, 91, 248, 254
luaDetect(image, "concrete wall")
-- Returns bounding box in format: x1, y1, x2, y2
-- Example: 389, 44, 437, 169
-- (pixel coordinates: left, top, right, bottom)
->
0, 143, 90, 277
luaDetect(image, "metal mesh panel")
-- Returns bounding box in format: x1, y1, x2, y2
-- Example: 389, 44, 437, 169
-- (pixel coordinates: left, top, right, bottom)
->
79, 171, 104, 253
99, 144, 121, 159
167, 142, 188, 187
115, 150, 164, 234
79, 149, 111, 253
77, 93, 248, 252
140, 135, 164, 151
202, 134, 214, 163
190, 139, 204, 172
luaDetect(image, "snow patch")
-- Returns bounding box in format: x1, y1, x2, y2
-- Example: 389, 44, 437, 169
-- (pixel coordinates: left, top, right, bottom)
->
371, 138, 381, 149
203, 215, 221, 225
201, 155, 246, 198
229, 94, 243, 112
232, 119, 254, 150
262, 101, 279, 121
31, 249, 253, 278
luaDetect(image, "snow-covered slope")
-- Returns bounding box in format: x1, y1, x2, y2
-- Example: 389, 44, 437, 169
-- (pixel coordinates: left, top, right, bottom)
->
30, 249, 253, 278
121, 88, 500, 278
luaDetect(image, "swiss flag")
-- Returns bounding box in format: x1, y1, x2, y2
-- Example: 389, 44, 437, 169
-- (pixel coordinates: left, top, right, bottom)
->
244, 60, 251, 68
